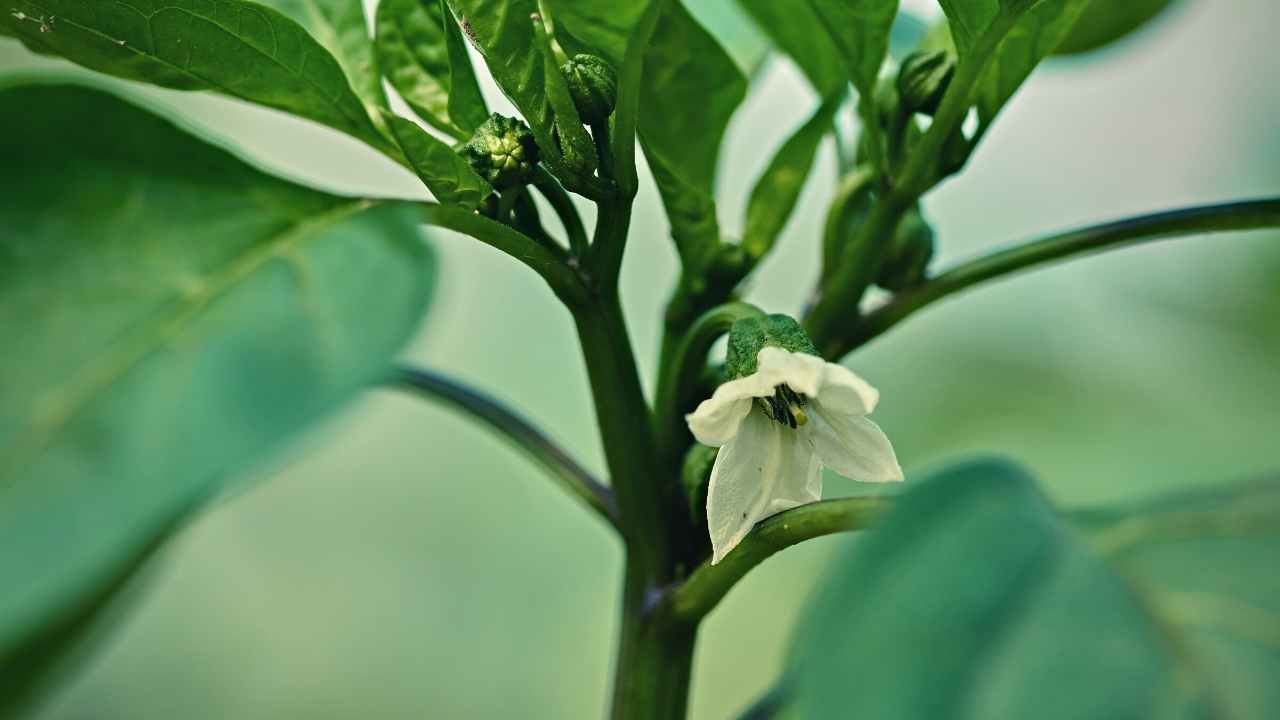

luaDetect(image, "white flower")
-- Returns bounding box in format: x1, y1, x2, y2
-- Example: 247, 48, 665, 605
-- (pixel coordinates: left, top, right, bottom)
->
686, 347, 902, 564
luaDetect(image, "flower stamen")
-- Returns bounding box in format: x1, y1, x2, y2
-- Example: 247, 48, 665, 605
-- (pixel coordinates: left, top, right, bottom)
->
760, 385, 808, 429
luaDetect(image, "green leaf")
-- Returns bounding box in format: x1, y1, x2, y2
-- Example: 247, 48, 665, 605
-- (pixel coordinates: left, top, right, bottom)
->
936, 0, 993, 55
261, 0, 389, 121
384, 112, 494, 207
530, 11, 595, 176
742, 96, 840, 259
789, 458, 1280, 719
638, 2, 746, 265
738, 0, 847, 94
936, 0, 1092, 128
540, 0, 644, 66
804, 0, 898, 97
0, 79, 433, 713
376, 0, 489, 138
973, 0, 1092, 127
1054, 0, 1178, 56
0, 0, 399, 158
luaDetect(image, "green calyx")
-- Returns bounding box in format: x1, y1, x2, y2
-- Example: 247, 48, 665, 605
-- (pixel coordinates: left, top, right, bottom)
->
897, 50, 956, 116
561, 54, 618, 125
460, 113, 540, 189
876, 205, 935, 291
724, 314, 819, 379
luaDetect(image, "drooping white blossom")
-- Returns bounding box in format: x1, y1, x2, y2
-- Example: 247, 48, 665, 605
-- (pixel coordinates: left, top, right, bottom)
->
687, 347, 902, 564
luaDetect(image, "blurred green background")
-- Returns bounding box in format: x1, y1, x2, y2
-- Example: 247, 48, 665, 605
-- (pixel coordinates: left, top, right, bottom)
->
4, 0, 1278, 717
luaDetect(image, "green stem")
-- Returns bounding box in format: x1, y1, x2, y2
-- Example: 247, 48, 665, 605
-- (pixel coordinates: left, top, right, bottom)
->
667, 497, 892, 623
532, 167, 589, 257
417, 201, 587, 307
838, 197, 1280, 355
611, 562, 698, 720
805, 7, 1028, 353
652, 302, 765, 463
593, 120, 615, 183
389, 366, 618, 528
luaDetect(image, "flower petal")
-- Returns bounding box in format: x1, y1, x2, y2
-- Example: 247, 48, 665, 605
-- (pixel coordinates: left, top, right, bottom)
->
756, 346, 826, 397
686, 371, 778, 446
807, 401, 903, 482
706, 413, 820, 565
818, 362, 880, 415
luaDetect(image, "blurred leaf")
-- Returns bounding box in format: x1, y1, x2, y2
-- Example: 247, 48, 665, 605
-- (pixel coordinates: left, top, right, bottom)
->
805, 0, 898, 97
936, 0, 990, 54
937, 0, 1092, 128
639, 2, 746, 265
686, 0, 769, 76
1054, 0, 1178, 55
383, 113, 493, 207
973, 0, 1092, 127
742, 96, 841, 258
445, 0, 565, 174
539, 0, 643, 66
738, 0, 847, 94
376, 0, 488, 139
0, 0, 398, 157
789, 458, 1280, 719
0, 80, 433, 714
261, 0, 389, 121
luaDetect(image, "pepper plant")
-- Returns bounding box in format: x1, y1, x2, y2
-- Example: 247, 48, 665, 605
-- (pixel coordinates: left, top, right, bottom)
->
2, 0, 1279, 718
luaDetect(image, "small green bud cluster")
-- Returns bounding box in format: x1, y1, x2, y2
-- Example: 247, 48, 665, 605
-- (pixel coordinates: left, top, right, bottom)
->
560, 54, 618, 125
897, 50, 956, 116
876, 205, 935, 291
724, 314, 818, 380
460, 113, 540, 189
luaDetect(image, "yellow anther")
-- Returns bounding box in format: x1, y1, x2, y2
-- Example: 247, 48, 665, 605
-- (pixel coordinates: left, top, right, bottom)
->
790, 405, 808, 426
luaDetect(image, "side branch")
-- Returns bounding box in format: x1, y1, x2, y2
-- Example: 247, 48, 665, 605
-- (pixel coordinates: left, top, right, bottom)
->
417, 202, 588, 307
389, 366, 619, 529
665, 496, 892, 623
836, 197, 1280, 356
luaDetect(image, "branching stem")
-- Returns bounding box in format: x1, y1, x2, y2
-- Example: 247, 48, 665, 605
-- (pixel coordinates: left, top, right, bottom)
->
389, 366, 618, 528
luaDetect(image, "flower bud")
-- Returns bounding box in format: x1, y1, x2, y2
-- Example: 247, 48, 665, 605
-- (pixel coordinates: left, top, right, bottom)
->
896, 50, 956, 116
560, 54, 618, 125
681, 443, 718, 525
460, 113, 540, 189
876, 205, 934, 291
725, 314, 818, 380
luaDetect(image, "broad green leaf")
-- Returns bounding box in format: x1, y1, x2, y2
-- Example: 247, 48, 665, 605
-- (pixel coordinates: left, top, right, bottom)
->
742, 97, 840, 258
445, 0, 570, 176
935, 0, 1092, 127
0, 79, 433, 713
936, 0, 992, 55
805, 0, 898, 97
639, 2, 746, 265
687, 0, 769, 76
384, 113, 493, 207
0, 0, 399, 158
973, 0, 1092, 126
1054, 0, 1178, 56
788, 459, 1280, 719
541, 0, 644, 66
262, 0, 389, 121
738, 0, 847, 94
376, 0, 488, 138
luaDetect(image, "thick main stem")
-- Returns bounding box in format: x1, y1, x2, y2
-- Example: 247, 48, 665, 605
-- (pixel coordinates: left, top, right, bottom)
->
572, 283, 698, 719
610, 562, 698, 720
